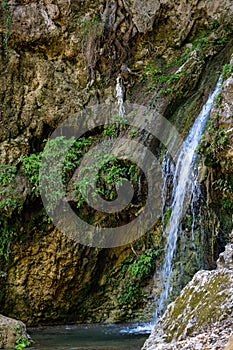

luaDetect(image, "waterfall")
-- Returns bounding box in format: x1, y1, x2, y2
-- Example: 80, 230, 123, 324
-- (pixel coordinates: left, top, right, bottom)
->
154, 76, 222, 321
116, 75, 125, 117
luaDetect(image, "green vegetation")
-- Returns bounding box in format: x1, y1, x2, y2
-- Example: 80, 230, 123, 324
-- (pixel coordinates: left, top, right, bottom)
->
74, 153, 137, 208
118, 249, 160, 305
0, 164, 18, 211
197, 88, 233, 212
0, 164, 16, 185
21, 119, 139, 212
14, 324, 31, 349
22, 154, 41, 195
0, 221, 15, 262
213, 176, 233, 210
117, 280, 142, 305
222, 63, 233, 80
128, 249, 159, 278
144, 22, 233, 95
197, 115, 228, 166
143, 65, 181, 94
15, 336, 31, 350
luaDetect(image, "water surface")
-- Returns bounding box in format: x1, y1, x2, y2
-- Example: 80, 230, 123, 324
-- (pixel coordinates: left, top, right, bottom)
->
28, 323, 148, 350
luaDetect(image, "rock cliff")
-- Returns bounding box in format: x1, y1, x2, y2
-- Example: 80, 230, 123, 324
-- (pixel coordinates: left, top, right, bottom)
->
0, 0, 233, 326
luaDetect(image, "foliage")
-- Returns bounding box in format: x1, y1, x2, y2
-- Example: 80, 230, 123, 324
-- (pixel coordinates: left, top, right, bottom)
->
0, 164, 18, 211
22, 154, 41, 195
213, 176, 233, 211
197, 115, 228, 166
128, 249, 159, 279
0, 220, 15, 262
117, 280, 142, 304
222, 63, 233, 80
74, 152, 137, 207
197, 110, 233, 213
14, 323, 31, 349
21, 136, 92, 210
144, 64, 180, 94
15, 336, 31, 350
0, 164, 17, 186
22, 125, 139, 212
213, 177, 233, 194
117, 249, 160, 305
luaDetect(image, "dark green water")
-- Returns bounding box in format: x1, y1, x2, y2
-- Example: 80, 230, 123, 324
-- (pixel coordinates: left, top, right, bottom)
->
28, 323, 150, 350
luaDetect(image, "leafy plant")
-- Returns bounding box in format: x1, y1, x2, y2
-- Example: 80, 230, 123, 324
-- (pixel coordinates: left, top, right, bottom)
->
222, 63, 233, 80
144, 61, 181, 95
15, 336, 31, 350
197, 114, 228, 166
0, 221, 15, 261
128, 249, 159, 279
0, 164, 18, 211
74, 153, 137, 207
117, 248, 160, 305
117, 280, 142, 304
22, 154, 41, 194
0, 164, 17, 187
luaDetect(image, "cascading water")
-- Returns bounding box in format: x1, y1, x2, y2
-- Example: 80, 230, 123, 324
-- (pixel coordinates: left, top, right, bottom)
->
154, 75, 222, 321
116, 75, 125, 117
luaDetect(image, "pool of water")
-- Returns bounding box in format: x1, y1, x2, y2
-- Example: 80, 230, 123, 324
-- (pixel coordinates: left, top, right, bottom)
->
28, 323, 150, 350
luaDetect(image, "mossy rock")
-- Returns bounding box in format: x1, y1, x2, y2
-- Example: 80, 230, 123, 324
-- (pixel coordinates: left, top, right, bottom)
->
143, 254, 233, 349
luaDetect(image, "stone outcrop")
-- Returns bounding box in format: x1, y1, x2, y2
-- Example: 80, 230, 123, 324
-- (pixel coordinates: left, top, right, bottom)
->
142, 235, 233, 349
0, 314, 30, 349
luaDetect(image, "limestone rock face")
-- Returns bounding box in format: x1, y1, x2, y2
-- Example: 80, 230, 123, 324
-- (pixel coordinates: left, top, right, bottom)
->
0, 314, 30, 349
10, 0, 71, 44
142, 241, 233, 349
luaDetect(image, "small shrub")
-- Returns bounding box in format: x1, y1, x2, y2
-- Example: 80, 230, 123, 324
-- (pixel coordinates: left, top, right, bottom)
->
15, 336, 31, 350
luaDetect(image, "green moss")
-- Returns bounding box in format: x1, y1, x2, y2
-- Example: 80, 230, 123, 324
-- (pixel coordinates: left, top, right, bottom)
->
163, 271, 231, 341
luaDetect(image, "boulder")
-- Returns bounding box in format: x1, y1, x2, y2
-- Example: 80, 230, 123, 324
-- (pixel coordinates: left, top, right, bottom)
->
142, 239, 233, 349
0, 314, 30, 349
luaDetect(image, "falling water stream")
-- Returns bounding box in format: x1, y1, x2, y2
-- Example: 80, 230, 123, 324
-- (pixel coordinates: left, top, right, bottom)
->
116, 75, 125, 117
154, 75, 222, 320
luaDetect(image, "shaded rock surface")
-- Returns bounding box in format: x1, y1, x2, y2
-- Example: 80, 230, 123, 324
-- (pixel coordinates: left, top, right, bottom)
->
0, 314, 30, 349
